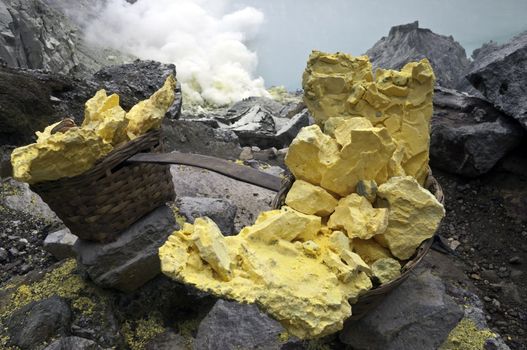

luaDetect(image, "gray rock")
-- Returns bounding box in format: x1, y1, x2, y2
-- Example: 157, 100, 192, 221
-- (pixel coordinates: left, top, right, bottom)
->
7, 295, 72, 350
176, 196, 237, 235
0, 145, 14, 178
226, 105, 309, 149
1, 178, 61, 224
44, 228, 78, 260
162, 119, 241, 160
171, 165, 276, 232
194, 299, 290, 350
0, 0, 127, 77
220, 96, 285, 124
0, 247, 7, 262
466, 31, 527, 130
366, 21, 470, 89
44, 336, 103, 350
75, 205, 178, 292
430, 87, 524, 176
275, 108, 310, 146
227, 105, 277, 148
340, 270, 463, 350
145, 331, 188, 350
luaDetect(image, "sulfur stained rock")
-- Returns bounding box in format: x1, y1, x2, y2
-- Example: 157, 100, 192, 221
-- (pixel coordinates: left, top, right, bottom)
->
284, 125, 339, 186
328, 194, 388, 240
11, 128, 113, 184
285, 180, 338, 216
303, 51, 435, 184
371, 258, 401, 284
159, 207, 373, 339
375, 176, 445, 260
126, 75, 177, 140
320, 120, 397, 196
352, 238, 393, 265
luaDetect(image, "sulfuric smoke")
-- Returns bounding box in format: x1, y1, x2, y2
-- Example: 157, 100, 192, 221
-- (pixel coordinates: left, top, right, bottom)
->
85, 0, 269, 107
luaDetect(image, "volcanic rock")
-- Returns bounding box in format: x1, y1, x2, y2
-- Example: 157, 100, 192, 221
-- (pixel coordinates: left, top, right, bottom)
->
194, 300, 293, 350
340, 270, 463, 349
466, 31, 527, 130
431, 87, 524, 176
75, 205, 178, 292
43, 336, 103, 350
175, 196, 237, 235
7, 296, 72, 350
162, 119, 241, 160
44, 228, 78, 260
366, 21, 470, 89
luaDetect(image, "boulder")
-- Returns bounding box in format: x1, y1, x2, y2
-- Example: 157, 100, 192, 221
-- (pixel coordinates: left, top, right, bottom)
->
175, 196, 237, 235
43, 336, 103, 350
466, 31, 527, 130
75, 205, 178, 292
431, 87, 524, 176
162, 119, 241, 160
221, 101, 310, 149
340, 270, 464, 350
7, 296, 72, 350
366, 21, 470, 89
43, 228, 78, 260
0, 178, 60, 224
194, 300, 294, 350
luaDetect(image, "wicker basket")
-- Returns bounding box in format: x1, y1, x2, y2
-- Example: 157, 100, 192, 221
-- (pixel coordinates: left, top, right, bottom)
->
272, 172, 444, 321
30, 129, 175, 242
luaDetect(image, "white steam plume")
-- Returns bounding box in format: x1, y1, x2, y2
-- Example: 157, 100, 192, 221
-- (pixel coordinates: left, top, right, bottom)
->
85, 0, 269, 106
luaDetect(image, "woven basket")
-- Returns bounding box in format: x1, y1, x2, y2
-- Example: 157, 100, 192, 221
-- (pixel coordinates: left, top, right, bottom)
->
271, 172, 444, 321
30, 129, 175, 242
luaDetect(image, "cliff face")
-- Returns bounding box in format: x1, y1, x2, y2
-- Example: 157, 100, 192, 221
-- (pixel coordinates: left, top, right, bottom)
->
365, 21, 470, 89
0, 0, 128, 76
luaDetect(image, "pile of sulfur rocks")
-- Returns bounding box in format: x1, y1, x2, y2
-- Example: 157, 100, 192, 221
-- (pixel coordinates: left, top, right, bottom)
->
10, 75, 177, 184
159, 52, 445, 339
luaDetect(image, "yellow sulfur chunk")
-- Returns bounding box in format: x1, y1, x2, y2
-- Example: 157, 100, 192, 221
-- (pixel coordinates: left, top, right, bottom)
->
376, 176, 445, 260
81, 90, 129, 145
352, 238, 393, 265
240, 206, 321, 243
284, 125, 340, 186
302, 51, 435, 184
328, 230, 352, 254
192, 217, 233, 281
328, 194, 388, 240
323, 117, 373, 146
285, 180, 338, 216
11, 128, 113, 184
371, 258, 401, 284
126, 75, 177, 139
159, 211, 373, 339
320, 122, 397, 196
340, 250, 372, 276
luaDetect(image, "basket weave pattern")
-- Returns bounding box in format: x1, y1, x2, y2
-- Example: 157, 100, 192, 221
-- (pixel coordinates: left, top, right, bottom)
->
272, 172, 444, 321
30, 130, 175, 242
